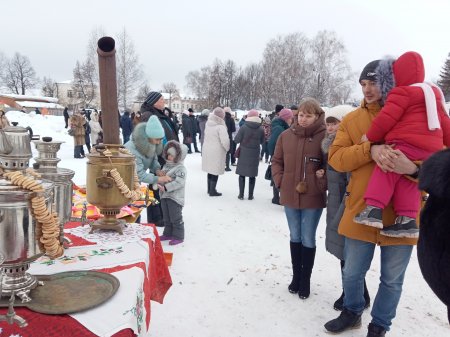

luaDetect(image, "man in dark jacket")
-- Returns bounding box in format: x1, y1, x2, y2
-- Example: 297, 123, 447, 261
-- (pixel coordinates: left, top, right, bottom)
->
181, 110, 193, 153
120, 111, 133, 144
63, 107, 70, 128
224, 107, 236, 171
140, 91, 179, 227
188, 108, 200, 153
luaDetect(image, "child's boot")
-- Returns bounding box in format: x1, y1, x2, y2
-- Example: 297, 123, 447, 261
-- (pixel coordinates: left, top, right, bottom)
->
380, 216, 419, 238
354, 206, 383, 228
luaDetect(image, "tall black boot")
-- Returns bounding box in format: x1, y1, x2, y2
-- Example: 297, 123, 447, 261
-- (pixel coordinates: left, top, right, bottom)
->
248, 177, 255, 200
298, 246, 316, 299
238, 176, 245, 200
207, 174, 212, 195
209, 175, 222, 197
272, 183, 280, 205
225, 152, 231, 171
288, 242, 303, 293
364, 279, 371, 309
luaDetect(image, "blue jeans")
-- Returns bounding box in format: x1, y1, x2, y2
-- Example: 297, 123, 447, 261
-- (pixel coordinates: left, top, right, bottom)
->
343, 237, 413, 331
284, 207, 322, 248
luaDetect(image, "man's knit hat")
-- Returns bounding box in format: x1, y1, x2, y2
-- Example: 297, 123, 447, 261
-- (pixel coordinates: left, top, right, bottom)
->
144, 91, 162, 106
279, 108, 293, 122
145, 115, 165, 139
359, 60, 381, 83
201, 109, 210, 116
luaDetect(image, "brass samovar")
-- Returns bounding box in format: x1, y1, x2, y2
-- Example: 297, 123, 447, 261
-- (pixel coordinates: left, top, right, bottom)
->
86, 37, 139, 234
0, 126, 58, 302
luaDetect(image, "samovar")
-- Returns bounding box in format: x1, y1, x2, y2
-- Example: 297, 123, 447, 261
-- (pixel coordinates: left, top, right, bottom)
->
86, 36, 139, 234
0, 126, 55, 302
32, 137, 75, 243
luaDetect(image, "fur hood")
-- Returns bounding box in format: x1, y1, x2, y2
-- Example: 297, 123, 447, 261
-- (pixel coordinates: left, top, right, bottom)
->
131, 123, 163, 158
376, 57, 396, 104
321, 133, 336, 154
163, 140, 188, 164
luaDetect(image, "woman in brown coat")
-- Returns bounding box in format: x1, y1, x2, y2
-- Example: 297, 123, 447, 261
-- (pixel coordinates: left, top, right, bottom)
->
70, 111, 86, 158
0, 110, 10, 129
271, 98, 327, 299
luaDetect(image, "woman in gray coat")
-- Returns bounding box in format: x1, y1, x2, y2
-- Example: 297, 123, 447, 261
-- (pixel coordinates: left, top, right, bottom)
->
234, 109, 264, 200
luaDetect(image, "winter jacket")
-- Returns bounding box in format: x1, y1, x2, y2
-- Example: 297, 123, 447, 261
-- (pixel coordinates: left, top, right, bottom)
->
189, 115, 198, 135
124, 123, 162, 185
89, 113, 103, 145
201, 114, 230, 175
328, 101, 418, 246
322, 133, 348, 260
367, 51, 450, 153
197, 115, 208, 146
140, 105, 179, 143
271, 115, 327, 209
120, 113, 133, 139
160, 141, 188, 207
234, 117, 264, 177
225, 112, 236, 140
70, 114, 86, 146
268, 117, 290, 156
181, 114, 193, 142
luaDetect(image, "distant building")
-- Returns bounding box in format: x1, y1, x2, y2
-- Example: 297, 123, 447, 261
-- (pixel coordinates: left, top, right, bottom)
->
0, 93, 65, 115
55, 80, 101, 112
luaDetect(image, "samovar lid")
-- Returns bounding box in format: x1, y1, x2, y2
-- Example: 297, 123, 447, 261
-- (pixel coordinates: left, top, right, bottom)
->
0, 177, 54, 202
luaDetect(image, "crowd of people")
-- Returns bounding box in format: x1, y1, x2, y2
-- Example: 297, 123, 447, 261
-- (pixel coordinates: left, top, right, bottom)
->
12, 49, 442, 336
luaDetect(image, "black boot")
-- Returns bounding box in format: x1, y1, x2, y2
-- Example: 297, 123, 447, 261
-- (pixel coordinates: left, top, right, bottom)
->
364, 279, 371, 309
324, 308, 362, 333
288, 242, 302, 293
272, 184, 280, 204
298, 246, 316, 299
209, 175, 222, 197
367, 323, 386, 337
238, 176, 245, 200
248, 177, 255, 200
208, 173, 212, 194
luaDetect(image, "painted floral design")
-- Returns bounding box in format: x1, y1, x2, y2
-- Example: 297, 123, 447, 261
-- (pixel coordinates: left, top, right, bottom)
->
123, 287, 144, 334
38, 247, 124, 266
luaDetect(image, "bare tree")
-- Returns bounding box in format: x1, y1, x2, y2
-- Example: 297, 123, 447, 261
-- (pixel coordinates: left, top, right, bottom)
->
41, 76, 57, 97
136, 83, 151, 102
85, 26, 106, 82
307, 30, 354, 105
186, 66, 211, 104
162, 82, 178, 110
116, 28, 144, 111
1, 52, 37, 95
72, 58, 97, 108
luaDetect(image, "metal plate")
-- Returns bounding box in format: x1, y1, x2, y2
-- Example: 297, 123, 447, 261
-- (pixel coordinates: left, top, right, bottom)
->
0, 271, 119, 314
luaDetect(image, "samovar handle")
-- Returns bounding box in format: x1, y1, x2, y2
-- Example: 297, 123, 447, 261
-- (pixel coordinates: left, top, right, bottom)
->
25, 126, 33, 139
0, 129, 13, 155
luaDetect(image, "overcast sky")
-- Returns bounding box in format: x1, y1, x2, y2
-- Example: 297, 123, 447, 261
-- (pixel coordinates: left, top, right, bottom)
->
2, 0, 449, 99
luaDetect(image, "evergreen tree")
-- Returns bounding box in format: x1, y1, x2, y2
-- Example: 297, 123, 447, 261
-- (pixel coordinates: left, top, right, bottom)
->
438, 53, 450, 101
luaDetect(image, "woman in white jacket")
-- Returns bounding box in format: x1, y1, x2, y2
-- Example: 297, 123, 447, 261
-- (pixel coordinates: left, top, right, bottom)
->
201, 107, 230, 196
89, 111, 103, 146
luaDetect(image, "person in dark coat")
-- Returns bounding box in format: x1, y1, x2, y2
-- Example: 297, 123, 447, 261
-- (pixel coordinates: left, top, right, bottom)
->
181, 110, 193, 153
234, 109, 264, 200
267, 108, 293, 204
35, 107, 41, 115
120, 111, 133, 144
322, 105, 370, 311
188, 108, 200, 153
418, 148, 450, 323
224, 107, 236, 171
140, 91, 179, 227
80, 111, 91, 155
197, 109, 209, 148
63, 107, 70, 128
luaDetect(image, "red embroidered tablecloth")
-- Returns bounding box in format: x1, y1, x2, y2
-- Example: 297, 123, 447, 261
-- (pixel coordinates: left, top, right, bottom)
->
0, 223, 172, 337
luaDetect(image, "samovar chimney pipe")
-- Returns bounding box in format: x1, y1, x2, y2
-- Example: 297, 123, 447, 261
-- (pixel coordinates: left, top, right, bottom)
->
97, 36, 120, 145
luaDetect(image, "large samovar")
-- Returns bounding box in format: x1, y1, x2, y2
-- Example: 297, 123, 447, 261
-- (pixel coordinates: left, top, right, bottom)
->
32, 138, 75, 243
86, 36, 139, 234
0, 126, 57, 302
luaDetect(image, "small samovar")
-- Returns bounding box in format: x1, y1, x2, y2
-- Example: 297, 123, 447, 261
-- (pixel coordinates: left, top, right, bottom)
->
0, 125, 57, 302
32, 137, 75, 243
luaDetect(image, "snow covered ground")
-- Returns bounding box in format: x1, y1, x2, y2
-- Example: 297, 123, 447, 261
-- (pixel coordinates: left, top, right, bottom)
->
5, 111, 449, 337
